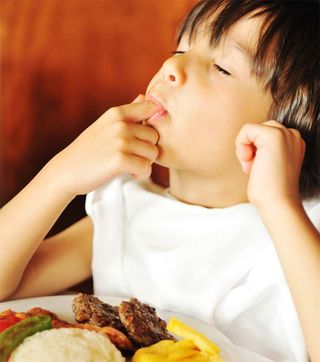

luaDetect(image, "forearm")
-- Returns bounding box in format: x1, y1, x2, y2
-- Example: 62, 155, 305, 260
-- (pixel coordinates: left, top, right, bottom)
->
0, 160, 74, 300
0, 100, 158, 300
258, 200, 320, 362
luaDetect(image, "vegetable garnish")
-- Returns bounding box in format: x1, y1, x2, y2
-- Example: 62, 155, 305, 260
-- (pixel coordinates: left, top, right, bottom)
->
0, 310, 22, 333
0, 315, 52, 362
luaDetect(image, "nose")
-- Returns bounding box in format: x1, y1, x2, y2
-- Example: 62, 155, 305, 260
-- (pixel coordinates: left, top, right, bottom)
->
160, 54, 186, 86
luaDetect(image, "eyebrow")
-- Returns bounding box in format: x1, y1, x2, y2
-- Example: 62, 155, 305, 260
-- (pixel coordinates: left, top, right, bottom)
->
227, 38, 255, 73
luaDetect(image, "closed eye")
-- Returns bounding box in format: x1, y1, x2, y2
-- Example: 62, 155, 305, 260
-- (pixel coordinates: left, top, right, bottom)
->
172, 51, 185, 56
214, 64, 231, 76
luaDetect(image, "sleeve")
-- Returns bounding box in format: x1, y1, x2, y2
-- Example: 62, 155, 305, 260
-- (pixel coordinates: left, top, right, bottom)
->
306, 200, 320, 231
84, 175, 133, 296
85, 189, 94, 217
85, 174, 132, 217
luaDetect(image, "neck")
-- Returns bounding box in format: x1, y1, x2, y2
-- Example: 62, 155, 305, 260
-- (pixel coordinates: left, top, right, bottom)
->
168, 169, 249, 208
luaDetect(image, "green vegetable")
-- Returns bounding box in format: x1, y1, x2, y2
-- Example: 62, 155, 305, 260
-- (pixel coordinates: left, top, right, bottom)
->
0, 315, 52, 362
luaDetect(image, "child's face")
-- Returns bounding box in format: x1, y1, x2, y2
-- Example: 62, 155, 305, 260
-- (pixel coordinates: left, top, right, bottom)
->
146, 13, 273, 180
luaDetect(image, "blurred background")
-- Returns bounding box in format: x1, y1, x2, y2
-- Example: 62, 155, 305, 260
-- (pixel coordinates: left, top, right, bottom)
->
0, 0, 197, 237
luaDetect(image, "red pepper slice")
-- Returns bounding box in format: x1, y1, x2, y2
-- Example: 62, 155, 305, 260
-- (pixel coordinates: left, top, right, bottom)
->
0, 311, 21, 333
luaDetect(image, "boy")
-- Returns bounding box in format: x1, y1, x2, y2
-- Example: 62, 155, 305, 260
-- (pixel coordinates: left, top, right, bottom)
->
0, 1, 319, 361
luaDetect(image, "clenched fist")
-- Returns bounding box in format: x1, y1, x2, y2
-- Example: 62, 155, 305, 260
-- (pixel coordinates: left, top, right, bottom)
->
235, 120, 305, 209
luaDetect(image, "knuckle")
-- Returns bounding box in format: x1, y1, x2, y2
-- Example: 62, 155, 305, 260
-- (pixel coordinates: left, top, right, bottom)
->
151, 129, 159, 144
114, 121, 128, 135
113, 152, 127, 169
272, 127, 285, 141
242, 122, 256, 134
115, 136, 128, 151
142, 161, 152, 177
243, 122, 252, 129
290, 128, 302, 138
152, 145, 159, 160
136, 159, 151, 179
266, 119, 282, 127
108, 106, 123, 119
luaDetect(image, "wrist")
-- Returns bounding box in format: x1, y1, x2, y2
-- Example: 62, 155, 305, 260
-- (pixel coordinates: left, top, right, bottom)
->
37, 156, 77, 203
255, 195, 305, 223
251, 188, 302, 213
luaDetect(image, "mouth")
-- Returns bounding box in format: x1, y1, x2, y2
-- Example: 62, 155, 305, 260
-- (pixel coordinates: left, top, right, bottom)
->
145, 93, 168, 124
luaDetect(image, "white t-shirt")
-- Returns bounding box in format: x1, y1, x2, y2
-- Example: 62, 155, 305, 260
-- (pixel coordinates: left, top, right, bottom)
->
85, 175, 320, 362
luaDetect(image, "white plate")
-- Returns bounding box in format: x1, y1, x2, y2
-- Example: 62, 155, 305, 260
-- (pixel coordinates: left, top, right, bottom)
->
0, 295, 239, 362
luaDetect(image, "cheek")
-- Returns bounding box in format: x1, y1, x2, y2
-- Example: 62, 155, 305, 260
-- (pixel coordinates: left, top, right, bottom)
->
197, 87, 260, 137
189, 103, 242, 155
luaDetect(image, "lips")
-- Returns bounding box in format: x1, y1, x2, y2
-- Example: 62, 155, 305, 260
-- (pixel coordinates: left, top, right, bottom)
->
145, 93, 168, 124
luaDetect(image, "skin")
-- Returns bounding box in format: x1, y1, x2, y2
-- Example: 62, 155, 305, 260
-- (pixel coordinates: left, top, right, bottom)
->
0, 11, 319, 362
146, 14, 273, 207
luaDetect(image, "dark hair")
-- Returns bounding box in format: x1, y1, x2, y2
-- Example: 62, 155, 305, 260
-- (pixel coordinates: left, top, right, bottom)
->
178, 0, 320, 199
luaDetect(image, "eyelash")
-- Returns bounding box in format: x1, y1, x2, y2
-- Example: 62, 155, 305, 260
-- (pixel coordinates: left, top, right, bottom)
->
214, 64, 231, 76
172, 51, 185, 56
171, 51, 231, 77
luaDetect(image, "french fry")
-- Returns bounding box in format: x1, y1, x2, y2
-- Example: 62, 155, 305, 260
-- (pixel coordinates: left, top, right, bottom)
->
182, 351, 210, 362
197, 351, 225, 362
132, 341, 174, 362
169, 339, 197, 351
133, 339, 198, 362
132, 318, 225, 362
167, 318, 220, 356
144, 340, 175, 354
133, 350, 168, 362
177, 351, 224, 362
167, 347, 198, 361
167, 340, 198, 360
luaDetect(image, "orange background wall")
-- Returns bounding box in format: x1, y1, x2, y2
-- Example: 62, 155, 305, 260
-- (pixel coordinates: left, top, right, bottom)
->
0, 0, 197, 235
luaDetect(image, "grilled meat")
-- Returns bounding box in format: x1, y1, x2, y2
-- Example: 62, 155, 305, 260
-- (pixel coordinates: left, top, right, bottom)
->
72, 293, 125, 333
72, 294, 174, 348
118, 298, 175, 346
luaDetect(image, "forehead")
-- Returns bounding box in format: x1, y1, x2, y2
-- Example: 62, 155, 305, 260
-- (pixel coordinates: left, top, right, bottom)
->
178, 2, 279, 83
179, 11, 265, 78
183, 8, 264, 57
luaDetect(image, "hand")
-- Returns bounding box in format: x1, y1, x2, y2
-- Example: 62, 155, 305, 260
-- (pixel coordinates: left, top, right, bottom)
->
47, 95, 159, 198
235, 120, 306, 210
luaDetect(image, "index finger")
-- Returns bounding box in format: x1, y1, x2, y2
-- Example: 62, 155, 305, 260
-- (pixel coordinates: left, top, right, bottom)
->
235, 122, 277, 149
108, 101, 158, 124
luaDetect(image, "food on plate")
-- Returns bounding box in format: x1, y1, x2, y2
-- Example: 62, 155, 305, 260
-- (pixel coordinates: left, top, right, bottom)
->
72, 293, 125, 332
1, 295, 220, 361
118, 298, 175, 346
73, 322, 135, 351
73, 294, 174, 347
0, 315, 52, 362
167, 318, 220, 355
132, 318, 225, 362
27, 306, 136, 351
9, 327, 125, 362
0, 307, 132, 361
0, 310, 22, 333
